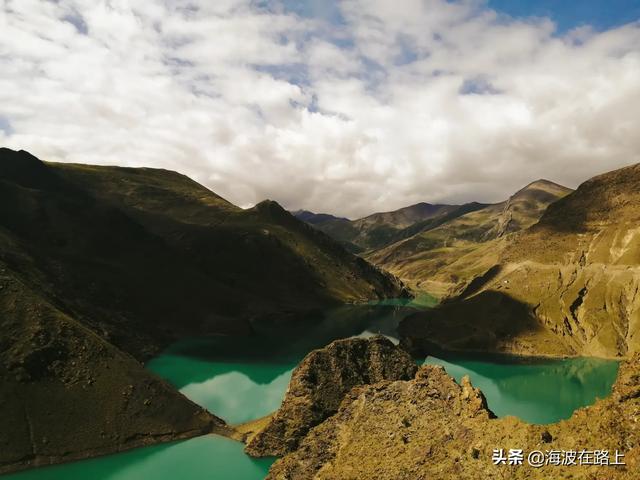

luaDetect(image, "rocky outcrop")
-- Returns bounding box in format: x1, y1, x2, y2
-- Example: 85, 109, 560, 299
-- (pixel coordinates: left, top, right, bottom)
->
244, 336, 417, 457
268, 355, 640, 479
400, 163, 640, 358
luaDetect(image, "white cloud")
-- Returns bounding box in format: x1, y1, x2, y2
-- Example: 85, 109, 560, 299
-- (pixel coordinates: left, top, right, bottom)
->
1, 0, 639, 218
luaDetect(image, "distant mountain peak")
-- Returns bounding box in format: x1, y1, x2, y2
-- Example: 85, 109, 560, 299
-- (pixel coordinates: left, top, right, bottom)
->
527, 178, 560, 187
514, 178, 572, 195
253, 199, 290, 218
361, 202, 450, 221
292, 210, 349, 225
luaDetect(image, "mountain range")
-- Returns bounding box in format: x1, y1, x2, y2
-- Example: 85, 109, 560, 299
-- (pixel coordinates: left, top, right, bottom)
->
295, 170, 640, 358
0, 148, 405, 473
294, 202, 483, 253
3, 145, 640, 476
296, 179, 573, 296
259, 164, 640, 478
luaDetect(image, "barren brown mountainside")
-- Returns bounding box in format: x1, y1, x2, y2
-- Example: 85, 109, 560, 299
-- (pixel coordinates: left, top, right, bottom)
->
367, 179, 572, 296
401, 163, 640, 358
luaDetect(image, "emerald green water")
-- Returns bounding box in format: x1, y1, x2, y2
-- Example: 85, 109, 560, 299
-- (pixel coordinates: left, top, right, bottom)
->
423, 354, 618, 424
7, 297, 619, 480
3, 436, 272, 480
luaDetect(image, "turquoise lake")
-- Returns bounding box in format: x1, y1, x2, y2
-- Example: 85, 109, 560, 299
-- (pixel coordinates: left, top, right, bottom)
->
7, 298, 619, 479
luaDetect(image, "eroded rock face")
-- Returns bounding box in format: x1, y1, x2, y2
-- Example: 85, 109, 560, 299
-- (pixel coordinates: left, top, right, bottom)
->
245, 336, 417, 457
268, 355, 640, 480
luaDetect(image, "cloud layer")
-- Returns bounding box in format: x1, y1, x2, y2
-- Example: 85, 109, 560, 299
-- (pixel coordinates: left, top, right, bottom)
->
1, 0, 639, 218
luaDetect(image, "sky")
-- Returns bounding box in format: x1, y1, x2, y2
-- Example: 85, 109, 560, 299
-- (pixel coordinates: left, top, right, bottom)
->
1, 1, 640, 219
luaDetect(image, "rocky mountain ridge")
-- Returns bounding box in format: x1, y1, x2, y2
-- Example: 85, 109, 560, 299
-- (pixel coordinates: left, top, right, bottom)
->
294, 202, 463, 253
366, 179, 572, 296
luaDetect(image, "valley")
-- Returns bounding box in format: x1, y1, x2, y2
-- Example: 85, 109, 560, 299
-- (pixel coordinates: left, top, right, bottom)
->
298, 179, 573, 297
1, 148, 639, 479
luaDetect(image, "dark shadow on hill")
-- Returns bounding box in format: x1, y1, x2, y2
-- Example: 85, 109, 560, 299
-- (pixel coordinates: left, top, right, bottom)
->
398, 290, 543, 357
0, 147, 411, 474
530, 195, 590, 234
451, 264, 503, 301
0, 147, 406, 364
528, 176, 615, 235
0, 148, 251, 360
395, 202, 489, 241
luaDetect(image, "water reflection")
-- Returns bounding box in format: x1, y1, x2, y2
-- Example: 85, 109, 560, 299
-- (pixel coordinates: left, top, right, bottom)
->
141, 298, 431, 427
147, 355, 294, 424
424, 354, 618, 424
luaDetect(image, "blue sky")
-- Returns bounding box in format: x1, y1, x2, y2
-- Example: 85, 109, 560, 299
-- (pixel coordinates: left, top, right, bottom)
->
489, 0, 640, 32
281, 0, 640, 33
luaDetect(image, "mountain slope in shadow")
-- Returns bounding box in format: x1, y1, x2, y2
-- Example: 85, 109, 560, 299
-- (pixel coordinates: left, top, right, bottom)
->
0, 147, 406, 474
